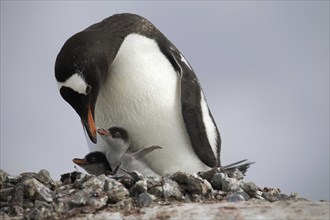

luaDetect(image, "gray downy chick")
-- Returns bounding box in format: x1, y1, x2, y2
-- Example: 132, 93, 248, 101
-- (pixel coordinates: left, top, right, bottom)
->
97, 127, 162, 175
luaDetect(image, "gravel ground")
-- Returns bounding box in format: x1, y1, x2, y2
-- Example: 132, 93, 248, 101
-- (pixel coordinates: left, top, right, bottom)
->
1, 166, 329, 220
77, 200, 330, 220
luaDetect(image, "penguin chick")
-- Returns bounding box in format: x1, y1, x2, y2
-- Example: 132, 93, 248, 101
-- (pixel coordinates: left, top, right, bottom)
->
97, 127, 162, 175
72, 151, 113, 176
97, 127, 130, 170
73, 146, 162, 176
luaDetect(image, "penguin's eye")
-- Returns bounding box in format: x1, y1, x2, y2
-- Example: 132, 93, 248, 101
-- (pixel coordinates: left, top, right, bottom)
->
113, 132, 122, 138
86, 85, 92, 95
89, 156, 97, 163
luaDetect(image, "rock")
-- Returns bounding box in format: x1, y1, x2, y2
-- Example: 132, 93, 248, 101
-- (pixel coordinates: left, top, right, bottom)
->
149, 176, 184, 201
23, 200, 34, 209
35, 169, 55, 188
0, 201, 10, 212
0, 170, 8, 186
261, 187, 285, 202
61, 171, 85, 185
23, 178, 54, 203
210, 173, 226, 190
226, 192, 246, 202
110, 197, 134, 211
234, 188, 251, 201
187, 175, 213, 197
197, 167, 220, 182
171, 171, 191, 184
222, 177, 239, 192
0, 167, 311, 219
25, 200, 54, 220
87, 189, 109, 209
69, 187, 108, 210
148, 185, 163, 198
81, 176, 105, 189
130, 180, 148, 196
56, 187, 77, 199
186, 193, 204, 202
213, 190, 227, 200
254, 190, 265, 200
7, 175, 21, 184
137, 192, 155, 207
162, 177, 185, 201
118, 174, 136, 188
73, 173, 92, 188
123, 170, 144, 182
68, 189, 89, 206
145, 175, 162, 189
0, 188, 13, 202
9, 183, 24, 215
104, 179, 129, 203
240, 181, 259, 197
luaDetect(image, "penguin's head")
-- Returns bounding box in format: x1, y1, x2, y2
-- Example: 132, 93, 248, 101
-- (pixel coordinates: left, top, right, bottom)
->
97, 127, 130, 150
55, 32, 107, 143
73, 151, 108, 166
73, 151, 110, 175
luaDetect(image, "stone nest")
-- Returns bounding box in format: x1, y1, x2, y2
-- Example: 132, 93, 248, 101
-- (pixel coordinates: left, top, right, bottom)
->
0, 165, 305, 219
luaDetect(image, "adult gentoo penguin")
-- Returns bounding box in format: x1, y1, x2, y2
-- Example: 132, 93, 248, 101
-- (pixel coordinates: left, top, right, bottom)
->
55, 13, 221, 175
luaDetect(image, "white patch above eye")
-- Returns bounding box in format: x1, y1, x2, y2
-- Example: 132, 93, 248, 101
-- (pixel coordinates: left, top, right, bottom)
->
180, 53, 192, 70
57, 73, 89, 95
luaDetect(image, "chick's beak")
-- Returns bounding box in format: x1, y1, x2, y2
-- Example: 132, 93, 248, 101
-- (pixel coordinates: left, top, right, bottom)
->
82, 106, 97, 143
97, 127, 109, 136
72, 158, 89, 166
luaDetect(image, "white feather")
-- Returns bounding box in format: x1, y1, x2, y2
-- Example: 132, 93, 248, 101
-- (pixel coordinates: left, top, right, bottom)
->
91, 33, 209, 175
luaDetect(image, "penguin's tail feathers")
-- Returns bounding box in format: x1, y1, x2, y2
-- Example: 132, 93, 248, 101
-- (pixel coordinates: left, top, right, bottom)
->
220, 159, 255, 175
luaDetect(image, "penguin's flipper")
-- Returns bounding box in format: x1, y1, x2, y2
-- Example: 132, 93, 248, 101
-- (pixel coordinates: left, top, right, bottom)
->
157, 36, 221, 167
130, 146, 162, 160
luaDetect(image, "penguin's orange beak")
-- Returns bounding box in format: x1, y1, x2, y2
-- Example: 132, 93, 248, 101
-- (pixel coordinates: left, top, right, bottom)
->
82, 106, 97, 143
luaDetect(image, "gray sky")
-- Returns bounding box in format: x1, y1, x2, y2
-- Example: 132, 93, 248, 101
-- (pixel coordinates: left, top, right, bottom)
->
1, 1, 329, 201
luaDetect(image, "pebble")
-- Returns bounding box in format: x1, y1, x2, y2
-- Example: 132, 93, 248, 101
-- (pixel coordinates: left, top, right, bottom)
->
35, 169, 55, 188
234, 187, 251, 201
0, 170, 9, 185
130, 179, 148, 196
186, 175, 212, 196
240, 181, 259, 197
171, 171, 191, 184
81, 176, 105, 189
104, 178, 129, 203
137, 192, 155, 207
227, 192, 246, 202
222, 177, 239, 192
162, 177, 185, 201
210, 173, 226, 190
0, 167, 305, 219
22, 178, 54, 203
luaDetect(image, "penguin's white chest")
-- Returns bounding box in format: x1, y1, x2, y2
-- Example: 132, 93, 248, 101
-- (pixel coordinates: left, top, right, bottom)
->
94, 34, 208, 174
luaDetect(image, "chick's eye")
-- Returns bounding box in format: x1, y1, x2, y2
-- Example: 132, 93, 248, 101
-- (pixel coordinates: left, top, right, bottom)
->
86, 85, 92, 94
113, 132, 121, 138
90, 156, 97, 163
